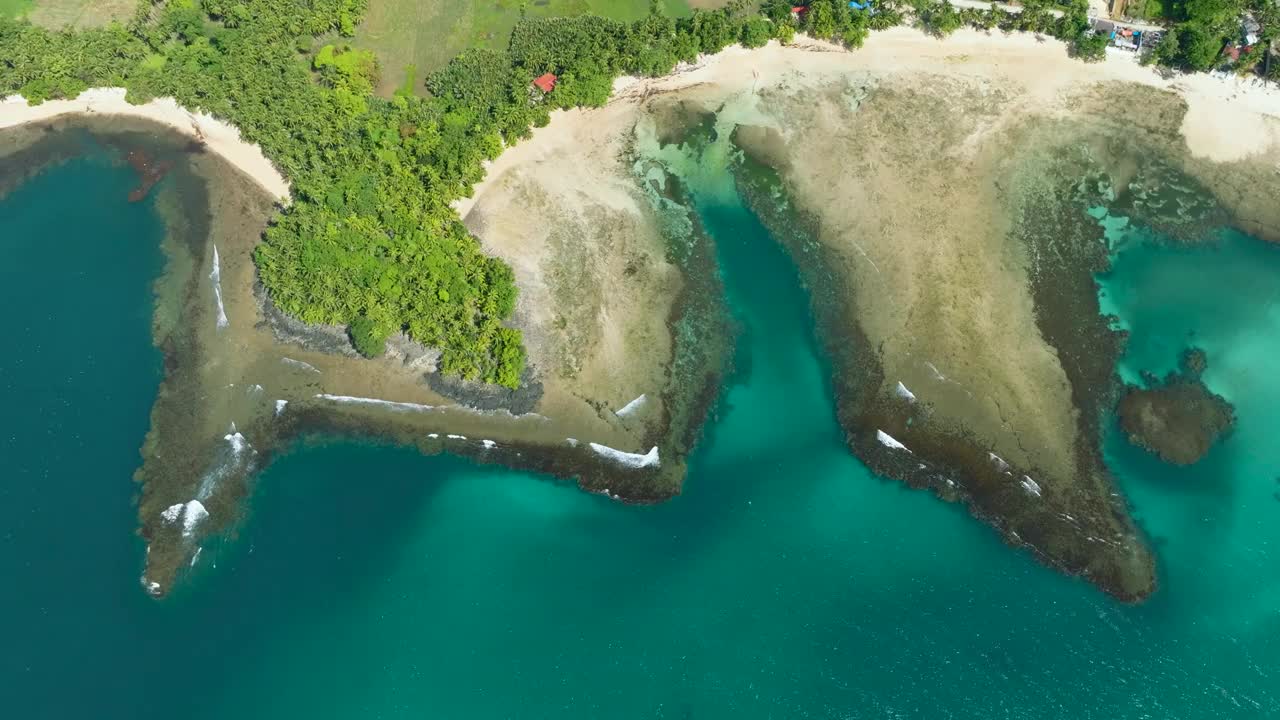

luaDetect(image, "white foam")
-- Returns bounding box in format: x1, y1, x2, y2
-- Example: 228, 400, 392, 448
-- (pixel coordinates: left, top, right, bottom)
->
1020, 475, 1043, 497
161, 500, 209, 538
589, 442, 660, 469
190, 547, 203, 567
615, 394, 648, 418
196, 429, 255, 501
444, 405, 549, 422
566, 438, 579, 447
988, 452, 1011, 473
225, 430, 249, 458
895, 381, 916, 402
876, 430, 911, 453
143, 578, 162, 596
282, 357, 321, 373
160, 503, 184, 523
482, 439, 496, 449
274, 399, 288, 416
925, 361, 946, 381
248, 384, 264, 394
447, 434, 467, 440
210, 245, 229, 329
315, 393, 434, 412
182, 500, 208, 537
427, 433, 439, 439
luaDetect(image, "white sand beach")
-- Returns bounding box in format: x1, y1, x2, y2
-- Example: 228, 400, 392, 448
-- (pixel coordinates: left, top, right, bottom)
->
463, 27, 1280, 212
0, 87, 290, 200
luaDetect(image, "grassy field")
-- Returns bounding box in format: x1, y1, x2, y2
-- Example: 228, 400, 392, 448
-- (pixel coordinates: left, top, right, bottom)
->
354, 0, 693, 96
8, 0, 135, 27
0, 0, 33, 20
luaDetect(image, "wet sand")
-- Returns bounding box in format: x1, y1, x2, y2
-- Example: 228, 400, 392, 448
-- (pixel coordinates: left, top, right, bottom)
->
458, 100, 685, 443
0, 88, 290, 200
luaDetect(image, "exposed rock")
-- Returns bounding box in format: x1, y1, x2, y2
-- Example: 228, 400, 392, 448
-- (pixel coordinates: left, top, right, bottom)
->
424, 366, 544, 416
1117, 348, 1234, 465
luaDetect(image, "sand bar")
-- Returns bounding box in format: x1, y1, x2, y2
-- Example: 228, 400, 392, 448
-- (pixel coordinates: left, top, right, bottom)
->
0, 87, 290, 200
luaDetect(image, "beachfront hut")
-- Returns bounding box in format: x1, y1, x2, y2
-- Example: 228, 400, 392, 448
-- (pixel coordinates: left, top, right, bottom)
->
1243, 15, 1262, 46
532, 73, 557, 94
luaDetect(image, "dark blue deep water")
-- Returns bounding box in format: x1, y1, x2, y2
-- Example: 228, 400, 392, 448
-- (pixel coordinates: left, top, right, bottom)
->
2, 144, 1278, 718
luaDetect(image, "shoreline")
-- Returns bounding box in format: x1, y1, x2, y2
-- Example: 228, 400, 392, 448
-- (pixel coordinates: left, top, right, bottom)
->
460, 28, 1280, 208
561, 28, 1280, 601
0, 88, 291, 200
3, 30, 1274, 219
108, 94, 723, 595
9, 25, 1279, 599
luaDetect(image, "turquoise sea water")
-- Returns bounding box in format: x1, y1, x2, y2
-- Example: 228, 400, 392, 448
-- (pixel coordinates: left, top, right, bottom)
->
3, 145, 1279, 718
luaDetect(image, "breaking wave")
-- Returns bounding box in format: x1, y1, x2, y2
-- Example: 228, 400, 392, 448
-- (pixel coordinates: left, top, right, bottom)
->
314, 393, 434, 412
615, 394, 648, 418
160, 499, 209, 538
589, 442, 660, 468
210, 245, 229, 329
876, 430, 910, 453
282, 357, 320, 373
195, 425, 256, 502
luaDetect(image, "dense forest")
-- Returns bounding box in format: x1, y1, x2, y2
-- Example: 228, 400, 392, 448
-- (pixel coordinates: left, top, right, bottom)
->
0, 0, 789, 388
0, 0, 1274, 387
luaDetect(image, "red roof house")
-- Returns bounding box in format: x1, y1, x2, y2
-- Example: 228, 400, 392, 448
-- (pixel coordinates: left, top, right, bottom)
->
532, 73, 557, 93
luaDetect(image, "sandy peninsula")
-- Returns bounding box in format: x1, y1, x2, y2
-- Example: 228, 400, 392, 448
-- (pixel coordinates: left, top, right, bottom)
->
0, 88, 291, 200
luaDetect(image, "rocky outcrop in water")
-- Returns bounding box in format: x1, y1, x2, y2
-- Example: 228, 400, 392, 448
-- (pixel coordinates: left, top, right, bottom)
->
1118, 348, 1235, 466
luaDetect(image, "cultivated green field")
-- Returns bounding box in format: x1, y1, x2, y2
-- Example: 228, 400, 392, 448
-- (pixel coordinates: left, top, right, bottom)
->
354, 0, 692, 96
11, 0, 134, 27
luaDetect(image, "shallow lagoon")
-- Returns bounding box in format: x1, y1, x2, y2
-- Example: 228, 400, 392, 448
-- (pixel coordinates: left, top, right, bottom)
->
3, 138, 1279, 718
